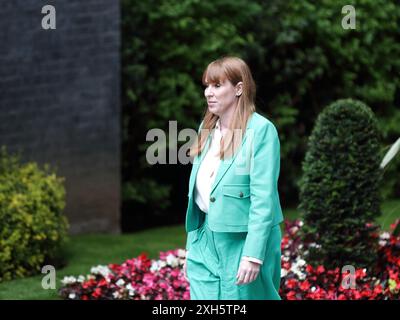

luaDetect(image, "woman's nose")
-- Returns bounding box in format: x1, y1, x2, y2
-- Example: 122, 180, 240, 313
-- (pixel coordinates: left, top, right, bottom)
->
205, 87, 214, 97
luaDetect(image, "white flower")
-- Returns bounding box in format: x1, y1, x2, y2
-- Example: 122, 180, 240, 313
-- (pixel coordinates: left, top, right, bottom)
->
113, 291, 121, 299
159, 261, 167, 268
177, 249, 186, 258
68, 293, 76, 299
90, 265, 111, 277
150, 261, 161, 272
380, 232, 390, 239
280, 269, 288, 278
298, 221, 304, 227
297, 258, 306, 267
283, 250, 291, 257
126, 283, 136, 296
311, 286, 316, 292
290, 265, 300, 274
290, 257, 307, 281
166, 254, 179, 268
116, 279, 125, 287
61, 276, 77, 285
77, 275, 85, 283
309, 242, 322, 249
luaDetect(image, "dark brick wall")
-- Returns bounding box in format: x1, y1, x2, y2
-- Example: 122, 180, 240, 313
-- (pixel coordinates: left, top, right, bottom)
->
0, 1, 121, 234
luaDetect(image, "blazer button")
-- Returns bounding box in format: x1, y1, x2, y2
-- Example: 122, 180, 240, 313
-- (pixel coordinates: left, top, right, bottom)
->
239, 191, 244, 198
210, 196, 215, 202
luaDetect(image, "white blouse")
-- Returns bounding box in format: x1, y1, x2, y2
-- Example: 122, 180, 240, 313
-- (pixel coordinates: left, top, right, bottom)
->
194, 119, 222, 213
192, 118, 263, 265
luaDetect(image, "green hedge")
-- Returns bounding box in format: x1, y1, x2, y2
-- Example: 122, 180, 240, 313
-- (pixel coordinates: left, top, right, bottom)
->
121, 0, 400, 227
0, 147, 69, 281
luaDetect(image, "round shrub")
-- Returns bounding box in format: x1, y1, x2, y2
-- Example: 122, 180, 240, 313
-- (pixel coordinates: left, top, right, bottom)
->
298, 99, 383, 270
0, 147, 69, 281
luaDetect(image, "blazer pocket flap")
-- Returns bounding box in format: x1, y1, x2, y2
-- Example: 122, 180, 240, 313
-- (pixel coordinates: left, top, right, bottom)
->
223, 185, 250, 198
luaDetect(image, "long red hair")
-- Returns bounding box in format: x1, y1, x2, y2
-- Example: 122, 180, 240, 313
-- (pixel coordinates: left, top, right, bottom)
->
189, 56, 256, 160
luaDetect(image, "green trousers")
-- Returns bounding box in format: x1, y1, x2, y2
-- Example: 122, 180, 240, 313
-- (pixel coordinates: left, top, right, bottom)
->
186, 211, 282, 300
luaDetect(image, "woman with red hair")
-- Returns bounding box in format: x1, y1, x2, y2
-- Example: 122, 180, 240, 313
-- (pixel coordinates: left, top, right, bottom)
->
183, 56, 284, 300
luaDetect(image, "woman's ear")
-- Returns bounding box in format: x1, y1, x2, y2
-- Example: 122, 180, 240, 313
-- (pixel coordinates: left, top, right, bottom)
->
235, 82, 243, 97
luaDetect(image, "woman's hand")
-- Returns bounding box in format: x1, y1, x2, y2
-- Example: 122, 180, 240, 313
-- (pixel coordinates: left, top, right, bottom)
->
236, 259, 261, 285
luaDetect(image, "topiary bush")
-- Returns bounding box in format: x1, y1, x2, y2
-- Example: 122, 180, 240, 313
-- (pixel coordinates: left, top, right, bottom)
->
298, 99, 383, 270
0, 147, 69, 281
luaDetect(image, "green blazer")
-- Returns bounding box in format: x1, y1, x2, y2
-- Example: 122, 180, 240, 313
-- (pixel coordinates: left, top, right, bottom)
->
185, 111, 284, 261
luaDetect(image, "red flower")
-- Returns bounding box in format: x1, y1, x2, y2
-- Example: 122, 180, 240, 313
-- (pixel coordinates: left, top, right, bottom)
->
361, 289, 372, 298
373, 285, 383, 295
98, 279, 108, 287
286, 291, 297, 300
286, 279, 298, 289
306, 265, 314, 273
92, 288, 102, 298
389, 269, 398, 279
300, 280, 311, 291
316, 265, 325, 274
355, 269, 366, 279
82, 279, 95, 289
352, 290, 362, 299
282, 262, 291, 270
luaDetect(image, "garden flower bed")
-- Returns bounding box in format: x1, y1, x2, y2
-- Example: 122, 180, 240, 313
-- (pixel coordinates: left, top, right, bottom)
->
59, 220, 400, 300
59, 250, 189, 300
279, 220, 400, 300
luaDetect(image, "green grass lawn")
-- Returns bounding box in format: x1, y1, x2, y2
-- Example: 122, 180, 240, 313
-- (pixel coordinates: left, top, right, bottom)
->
0, 199, 399, 300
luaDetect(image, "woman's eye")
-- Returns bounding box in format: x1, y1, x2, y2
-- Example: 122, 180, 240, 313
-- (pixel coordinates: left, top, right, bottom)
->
203, 83, 221, 89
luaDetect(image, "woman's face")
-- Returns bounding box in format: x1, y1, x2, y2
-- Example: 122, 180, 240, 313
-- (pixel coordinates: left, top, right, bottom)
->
204, 78, 239, 117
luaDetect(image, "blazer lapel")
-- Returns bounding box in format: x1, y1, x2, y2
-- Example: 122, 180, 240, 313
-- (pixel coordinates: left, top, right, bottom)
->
210, 113, 255, 194
189, 112, 255, 197
209, 132, 247, 194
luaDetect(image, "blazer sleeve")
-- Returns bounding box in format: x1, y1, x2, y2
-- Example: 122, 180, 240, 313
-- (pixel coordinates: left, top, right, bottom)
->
241, 122, 281, 261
